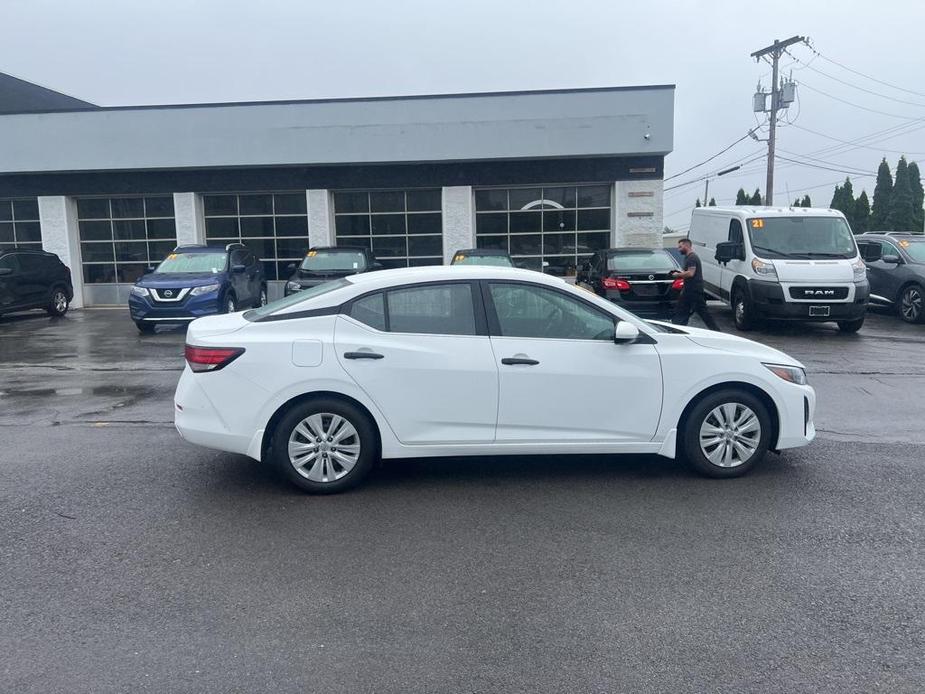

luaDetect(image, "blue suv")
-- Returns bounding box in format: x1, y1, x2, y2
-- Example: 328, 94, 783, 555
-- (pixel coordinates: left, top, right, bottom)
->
129, 243, 267, 333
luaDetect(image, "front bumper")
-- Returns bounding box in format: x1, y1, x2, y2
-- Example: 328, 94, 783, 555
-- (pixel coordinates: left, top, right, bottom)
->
749, 280, 868, 321
129, 290, 223, 322
775, 382, 817, 451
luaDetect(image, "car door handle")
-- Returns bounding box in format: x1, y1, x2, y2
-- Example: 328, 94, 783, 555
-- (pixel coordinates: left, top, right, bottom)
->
344, 351, 384, 360
501, 357, 540, 366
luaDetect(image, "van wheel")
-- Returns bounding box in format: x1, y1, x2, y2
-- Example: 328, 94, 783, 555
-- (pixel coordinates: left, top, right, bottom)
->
837, 317, 865, 333
732, 288, 755, 331
46, 288, 70, 317
682, 389, 771, 478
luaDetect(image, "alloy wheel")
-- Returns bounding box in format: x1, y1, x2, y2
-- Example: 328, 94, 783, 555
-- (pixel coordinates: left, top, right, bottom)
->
226, 297, 236, 313
699, 403, 761, 468
259, 289, 267, 306
288, 413, 361, 483
53, 291, 68, 314
900, 287, 922, 322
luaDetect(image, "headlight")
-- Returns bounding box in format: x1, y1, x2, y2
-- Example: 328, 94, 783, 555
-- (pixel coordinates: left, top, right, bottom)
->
286, 281, 301, 292
751, 258, 778, 278
130, 286, 149, 298
764, 363, 807, 385
190, 283, 221, 296
851, 257, 867, 281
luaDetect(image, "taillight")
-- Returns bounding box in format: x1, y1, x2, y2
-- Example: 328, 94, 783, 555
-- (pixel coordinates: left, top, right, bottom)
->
671, 278, 685, 291
185, 345, 245, 372
603, 277, 631, 292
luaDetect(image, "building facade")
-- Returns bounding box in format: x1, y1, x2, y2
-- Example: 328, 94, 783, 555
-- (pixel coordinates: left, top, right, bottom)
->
0, 79, 674, 306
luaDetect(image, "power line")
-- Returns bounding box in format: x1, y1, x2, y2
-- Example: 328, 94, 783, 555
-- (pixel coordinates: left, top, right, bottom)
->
663, 155, 766, 192
789, 122, 925, 157
774, 154, 877, 177
799, 80, 925, 120
776, 148, 877, 176
808, 46, 925, 99
664, 133, 750, 181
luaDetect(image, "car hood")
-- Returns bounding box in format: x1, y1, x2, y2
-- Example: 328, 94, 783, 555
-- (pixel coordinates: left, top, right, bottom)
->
137, 272, 224, 287
187, 312, 249, 339
770, 259, 855, 283
648, 321, 804, 368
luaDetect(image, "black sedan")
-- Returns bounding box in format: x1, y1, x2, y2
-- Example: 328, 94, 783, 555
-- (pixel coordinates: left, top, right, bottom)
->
576, 247, 684, 318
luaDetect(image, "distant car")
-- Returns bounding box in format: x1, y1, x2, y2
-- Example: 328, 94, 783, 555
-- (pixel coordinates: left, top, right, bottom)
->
284, 247, 380, 296
0, 248, 73, 319
129, 243, 266, 334
856, 232, 925, 323
576, 248, 683, 318
451, 249, 515, 267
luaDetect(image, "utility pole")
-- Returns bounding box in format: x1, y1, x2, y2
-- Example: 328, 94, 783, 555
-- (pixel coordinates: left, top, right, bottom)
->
751, 35, 804, 206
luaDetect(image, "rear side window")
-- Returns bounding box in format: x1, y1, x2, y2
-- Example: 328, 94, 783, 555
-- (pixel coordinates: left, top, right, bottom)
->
18, 254, 43, 272
349, 293, 386, 331
0, 254, 18, 271
387, 284, 476, 336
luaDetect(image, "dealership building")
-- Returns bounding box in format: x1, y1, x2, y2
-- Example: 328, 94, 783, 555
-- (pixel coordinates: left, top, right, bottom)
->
0, 72, 674, 306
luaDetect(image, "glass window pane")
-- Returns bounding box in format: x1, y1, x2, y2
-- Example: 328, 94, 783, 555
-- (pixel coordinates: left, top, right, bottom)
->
408, 257, 442, 267
338, 236, 372, 252
12, 199, 39, 220
543, 209, 576, 232
510, 234, 542, 256
335, 215, 369, 237
146, 218, 176, 240
114, 242, 148, 262
407, 213, 441, 235
388, 284, 475, 336
489, 284, 613, 340
262, 261, 278, 281
509, 188, 543, 210
80, 243, 114, 263
148, 240, 175, 261
0, 223, 13, 243
239, 194, 273, 216
542, 187, 576, 209
379, 258, 406, 270
77, 198, 110, 220
276, 237, 308, 258
577, 208, 611, 231
475, 189, 507, 211
408, 235, 442, 257
509, 211, 541, 234
373, 235, 406, 258
203, 195, 237, 216
577, 185, 611, 208
274, 193, 307, 215
205, 217, 238, 239
349, 293, 386, 331
113, 219, 148, 241
406, 189, 441, 212
274, 215, 308, 236
513, 257, 543, 272
334, 191, 369, 214
144, 196, 174, 217
240, 216, 274, 237
243, 237, 274, 259
580, 232, 610, 251
83, 264, 116, 284
371, 214, 406, 236
14, 222, 41, 243
543, 233, 576, 255
476, 213, 507, 235
78, 220, 112, 241
116, 264, 148, 284
370, 191, 405, 213
0, 201, 12, 221
476, 235, 507, 251
111, 198, 145, 218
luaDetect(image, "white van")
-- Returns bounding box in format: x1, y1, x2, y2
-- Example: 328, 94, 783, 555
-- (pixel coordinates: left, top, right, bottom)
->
688, 207, 869, 332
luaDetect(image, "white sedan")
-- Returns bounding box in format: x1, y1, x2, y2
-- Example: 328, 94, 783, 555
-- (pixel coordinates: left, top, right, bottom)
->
175, 265, 815, 493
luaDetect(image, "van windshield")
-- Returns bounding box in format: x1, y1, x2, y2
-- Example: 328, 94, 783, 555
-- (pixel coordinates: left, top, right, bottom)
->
747, 217, 857, 259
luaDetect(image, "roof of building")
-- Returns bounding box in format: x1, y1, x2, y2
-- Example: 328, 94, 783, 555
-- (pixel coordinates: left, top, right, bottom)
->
0, 72, 96, 114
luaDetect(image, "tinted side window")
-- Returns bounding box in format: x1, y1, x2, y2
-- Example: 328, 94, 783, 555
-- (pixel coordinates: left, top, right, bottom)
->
489, 283, 614, 340
881, 241, 899, 258
18, 254, 43, 272
0, 254, 18, 271
349, 293, 386, 331
386, 283, 476, 336
729, 219, 744, 244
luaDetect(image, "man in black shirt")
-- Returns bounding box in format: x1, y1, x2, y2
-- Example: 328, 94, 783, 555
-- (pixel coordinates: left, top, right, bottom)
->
671, 238, 719, 330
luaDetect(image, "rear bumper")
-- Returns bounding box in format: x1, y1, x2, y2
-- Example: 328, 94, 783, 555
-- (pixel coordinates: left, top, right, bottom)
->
174, 366, 255, 458
603, 291, 679, 317
749, 280, 868, 321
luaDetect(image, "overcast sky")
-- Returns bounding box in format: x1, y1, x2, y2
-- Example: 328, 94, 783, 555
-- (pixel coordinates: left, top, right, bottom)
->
2, 0, 923, 230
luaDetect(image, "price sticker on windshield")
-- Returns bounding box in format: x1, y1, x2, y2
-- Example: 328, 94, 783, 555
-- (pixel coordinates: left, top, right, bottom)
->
900, 240, 910, 248
454, 254, 465, 262
167, 253, 177, 260
306, 250, 316, 257
750, 219, 765, 229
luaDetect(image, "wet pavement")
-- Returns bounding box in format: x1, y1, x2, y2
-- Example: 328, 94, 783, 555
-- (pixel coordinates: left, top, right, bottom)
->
1, 305, 924, 693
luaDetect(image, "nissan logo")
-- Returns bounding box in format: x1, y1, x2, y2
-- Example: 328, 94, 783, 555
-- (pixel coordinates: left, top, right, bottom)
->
648, 275, 655, 280
164, 290, 173, 297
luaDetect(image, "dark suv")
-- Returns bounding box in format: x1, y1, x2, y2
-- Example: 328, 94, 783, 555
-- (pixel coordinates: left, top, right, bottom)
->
856, 232, 925, 323
0, 248, 73, 318
576, 247, 683, 318
129, 243, 266, 333
284, 246, 380, 296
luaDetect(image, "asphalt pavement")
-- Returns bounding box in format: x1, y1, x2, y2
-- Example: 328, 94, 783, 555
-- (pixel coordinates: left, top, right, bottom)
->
1, 306, 923, 693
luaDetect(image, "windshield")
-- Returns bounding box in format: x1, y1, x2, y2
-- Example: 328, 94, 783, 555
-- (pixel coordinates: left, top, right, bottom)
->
244, 278, 352, 320
155, 252, 227, 274
453, 253, 513, 267
607, 250, 677, 272
898, 239, 925, 262
300, 250, 367, 273
747, 216, 857, 259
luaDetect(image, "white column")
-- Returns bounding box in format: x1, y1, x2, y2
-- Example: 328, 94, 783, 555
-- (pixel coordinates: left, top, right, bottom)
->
38, 196, 83, 309
441, 186, 475, 264
614, 179, 664, 248
307, 189, 334, 247
173, 192, 205, 246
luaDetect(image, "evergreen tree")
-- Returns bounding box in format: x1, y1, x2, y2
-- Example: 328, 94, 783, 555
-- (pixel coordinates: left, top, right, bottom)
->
801, 195, 812, 207
735, 188, 749, 205
870, 158, 893, 230
749, 189, 763, 205
888, 156, 915, 230
853, 191, 870, 233
830, 177, 856, 227
708, 197, 716, 206
695, 198, 702, 208
792, 198, 801, 207
908, 161, 924, 231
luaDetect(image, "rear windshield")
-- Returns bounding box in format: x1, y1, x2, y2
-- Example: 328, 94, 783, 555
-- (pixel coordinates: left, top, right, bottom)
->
155, 252, 226, 274
607, 250, 677, 272
899, 239, 925, 262
453, 253, 514, 267
244, 278, 352, 320
300, 250, 367, 272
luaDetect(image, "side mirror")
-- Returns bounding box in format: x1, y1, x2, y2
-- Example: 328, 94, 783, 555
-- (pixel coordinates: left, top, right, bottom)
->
614, 321, 640, 343
231, 263, 246, 273
715, 241, 744, 264
0, 267, 12, 277
372, 262, 384, 271
882, 254, 902, 265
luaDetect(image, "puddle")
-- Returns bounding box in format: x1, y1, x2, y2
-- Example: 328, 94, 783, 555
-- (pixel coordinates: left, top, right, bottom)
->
0, 385, 158, 398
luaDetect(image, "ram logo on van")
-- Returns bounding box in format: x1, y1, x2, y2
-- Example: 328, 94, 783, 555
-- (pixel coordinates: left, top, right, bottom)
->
802, 289, 836, 297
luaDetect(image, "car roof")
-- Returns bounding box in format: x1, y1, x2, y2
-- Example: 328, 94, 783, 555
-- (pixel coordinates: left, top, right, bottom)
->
693, 206, 847, 219
309, 246, 369, 252
0, 247, 55, 256
172, 245, 232, 253
454, 248, 511, 256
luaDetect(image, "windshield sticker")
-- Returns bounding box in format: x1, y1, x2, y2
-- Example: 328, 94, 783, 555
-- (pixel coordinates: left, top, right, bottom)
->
307, 250, 316, 257
751, 219, 764, 228
900, 240, 910, 248
353, 262, 358, 268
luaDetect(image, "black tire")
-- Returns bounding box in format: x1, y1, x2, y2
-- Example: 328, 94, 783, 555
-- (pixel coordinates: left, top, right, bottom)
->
681, 388, 772, 478
837, 317, 865, 333
270, 398, 377, 494
898, 284, 924, 324
135, 321, 156, 334
46, 287, 70, 317
254, 285, 268, 308
222, 293, 237, 314
731, 286, 755, 331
